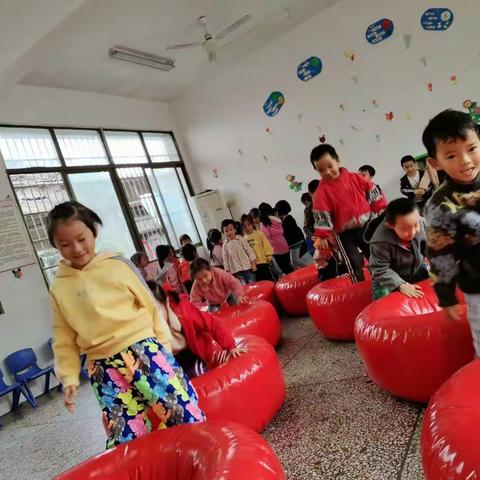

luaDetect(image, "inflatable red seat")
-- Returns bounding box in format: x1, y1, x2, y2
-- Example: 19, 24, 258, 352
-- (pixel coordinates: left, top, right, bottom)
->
216, 299, 281, 347
355, 280, 473, 403
421, 359, 480, 480
244, 280, 277, 307
307, 272, 372, 341
275, 265, 319, 316
56, 421, 286, 480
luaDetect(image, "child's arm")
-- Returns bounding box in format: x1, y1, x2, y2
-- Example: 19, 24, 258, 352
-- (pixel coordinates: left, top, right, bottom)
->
369, 244, 423, 298
357, 174, 387, 213
50, 295, 81, 388
218, 268, 245, 300
189, 281, 205, 306
312, 188, 334, 240
222, 243, 231, 272
424, 202, 460, 311
261, 231, 274, 262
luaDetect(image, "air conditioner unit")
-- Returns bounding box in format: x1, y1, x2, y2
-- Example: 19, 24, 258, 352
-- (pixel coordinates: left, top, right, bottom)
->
192, 189, 230, 234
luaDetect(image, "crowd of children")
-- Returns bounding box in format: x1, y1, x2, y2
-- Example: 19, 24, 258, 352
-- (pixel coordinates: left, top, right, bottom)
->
46, 107, 480, 453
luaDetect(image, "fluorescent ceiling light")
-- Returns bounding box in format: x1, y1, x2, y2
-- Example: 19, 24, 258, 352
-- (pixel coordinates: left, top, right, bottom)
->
109, 46, 175, 71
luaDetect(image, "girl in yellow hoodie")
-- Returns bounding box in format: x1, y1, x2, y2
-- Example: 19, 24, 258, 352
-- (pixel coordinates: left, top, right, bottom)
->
48, 201, 205, 448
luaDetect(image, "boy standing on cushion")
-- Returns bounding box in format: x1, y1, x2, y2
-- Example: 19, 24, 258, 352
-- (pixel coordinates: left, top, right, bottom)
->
423, 109, 480, 355
310, 144, 387, 282
365, 198, 429, 300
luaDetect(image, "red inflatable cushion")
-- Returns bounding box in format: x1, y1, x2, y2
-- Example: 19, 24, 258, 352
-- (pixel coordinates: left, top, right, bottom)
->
421, 359, 480, 480
275, 265, 319, 316
244, 280, 277, 307
307, 272, 372, 341
56, 421, 286, 480
215, 299, 281, 347
355, 280, 473, 403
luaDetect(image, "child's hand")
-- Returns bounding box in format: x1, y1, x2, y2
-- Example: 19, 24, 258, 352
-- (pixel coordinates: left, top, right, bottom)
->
444, 304, 462, 321
229, 347, 247, 359
251, 263, 257, 272
399, 283, 424, 298
64, 385, 77, 413
314, 238, 330, 252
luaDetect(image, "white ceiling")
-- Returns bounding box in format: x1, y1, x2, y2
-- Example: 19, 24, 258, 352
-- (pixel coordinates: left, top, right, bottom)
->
3, 0, 340, 102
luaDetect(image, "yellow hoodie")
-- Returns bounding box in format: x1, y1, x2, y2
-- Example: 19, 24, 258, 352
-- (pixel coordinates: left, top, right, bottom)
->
49, 252, 172, 387
244, 229, 274, 264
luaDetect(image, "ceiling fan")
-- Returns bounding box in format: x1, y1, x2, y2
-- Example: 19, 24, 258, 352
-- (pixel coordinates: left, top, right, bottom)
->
166, 14, 252, 62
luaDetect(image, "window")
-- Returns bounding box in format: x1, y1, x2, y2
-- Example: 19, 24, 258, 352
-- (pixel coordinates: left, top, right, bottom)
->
2, 126, 198, 284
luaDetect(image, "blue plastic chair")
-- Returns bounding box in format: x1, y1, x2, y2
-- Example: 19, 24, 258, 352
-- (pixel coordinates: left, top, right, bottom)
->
5, 348, 56, 408
0, 368, 36, 427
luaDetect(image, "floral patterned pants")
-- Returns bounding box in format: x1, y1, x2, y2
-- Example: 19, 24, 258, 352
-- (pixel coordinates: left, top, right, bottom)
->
88, 337, 206, 449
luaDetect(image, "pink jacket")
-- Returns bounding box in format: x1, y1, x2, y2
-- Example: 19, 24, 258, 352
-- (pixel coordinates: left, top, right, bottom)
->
155, 261, 183, 293
261, 216, 289, 254
190, 267, 244, 306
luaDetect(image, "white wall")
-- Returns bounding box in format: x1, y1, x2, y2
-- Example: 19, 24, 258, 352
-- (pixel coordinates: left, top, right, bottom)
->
171, 0, 480, 222
0, 85, 184, 415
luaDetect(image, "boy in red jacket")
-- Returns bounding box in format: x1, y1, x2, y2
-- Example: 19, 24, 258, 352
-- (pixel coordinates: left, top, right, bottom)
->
310, 144, 387, 282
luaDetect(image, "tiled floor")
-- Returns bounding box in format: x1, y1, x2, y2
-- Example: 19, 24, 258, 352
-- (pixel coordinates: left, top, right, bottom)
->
0, 314, 425, 479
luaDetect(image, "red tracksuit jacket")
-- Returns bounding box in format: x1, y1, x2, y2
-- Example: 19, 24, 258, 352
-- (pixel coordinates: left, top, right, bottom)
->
313, 167, 386, 239
168, 295, 236, 367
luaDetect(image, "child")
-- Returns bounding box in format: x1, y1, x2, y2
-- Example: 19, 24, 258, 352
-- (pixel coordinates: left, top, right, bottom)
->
423, 109, 480, 355
155, 245, 183, 293
47, 201, 204, 449
259, 202, 293, 274
358, 165, 383, 193
207, 229, 224, 268
221, 219, 257, 284
275, 200, 314, 269
249, 208, 261, 229
400, 155, 432, 212
242, 215, 275, 281
130, 251, 157, 282
148, 282, 244, 378
301, 193, 315, 255
179, 243, 198, 293
189, 258, 245, 312
179, 234, 192, 247
308, 179, 320, 195
365, 198, 429, 300
310, 144, 387, 282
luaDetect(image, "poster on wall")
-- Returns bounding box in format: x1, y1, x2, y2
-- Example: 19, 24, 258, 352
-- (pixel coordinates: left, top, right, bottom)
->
297, 56, 322, 81
263, 91, 285, 117
365, 18, 394, 44
0, 197, 36, 273
421, 8, 454, 31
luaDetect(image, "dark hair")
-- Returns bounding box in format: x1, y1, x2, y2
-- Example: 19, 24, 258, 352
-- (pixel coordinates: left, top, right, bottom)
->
156, 244, 171, 266
400, 155, 416, 167
221, 218, 236, 232
130, 251, 148, 268
422, 109, 480, 158
179, 234, 192, 245
275, 200, 291, 216
207, 228, 222, 259
359, 165, 376, 177
259, 202, 274, 226
307, 179, 320, 195
310, 144, 339, 168
301, 192, 312, 205
235, 221, 243, 236
146, 280, 180, 305
242, 214, 255, 226
181, 243, 197, 262
249, 208, 260, 219
385, 198, 418, 225
47, 201, 102, 247
190, 257, 211, 278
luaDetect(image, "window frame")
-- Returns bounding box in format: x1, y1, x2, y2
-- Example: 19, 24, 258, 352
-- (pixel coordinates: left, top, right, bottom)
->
2, 124, 199, 286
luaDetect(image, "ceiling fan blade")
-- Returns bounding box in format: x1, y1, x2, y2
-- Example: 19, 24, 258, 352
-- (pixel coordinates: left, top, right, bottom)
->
215, 14, 252, 39
166, 42, 203, 50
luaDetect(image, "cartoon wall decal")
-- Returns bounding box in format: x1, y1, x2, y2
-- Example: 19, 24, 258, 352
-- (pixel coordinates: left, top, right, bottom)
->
450, 74, 458, 85
403, 34, 412, 49
297, 56, 323, 81
366, 18, 394, 44
319, 135, 326, 144
344, 51, 355, 61
286, 175, 303, 192
212, 168, 218, 178
421, 8, 454, 31
263, 91, 285, 117
385, 111, 394, 121
427, 82, 433, 92
463, 100, 480, 122
372, 99, 379, 108
420, 56, 428, 67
